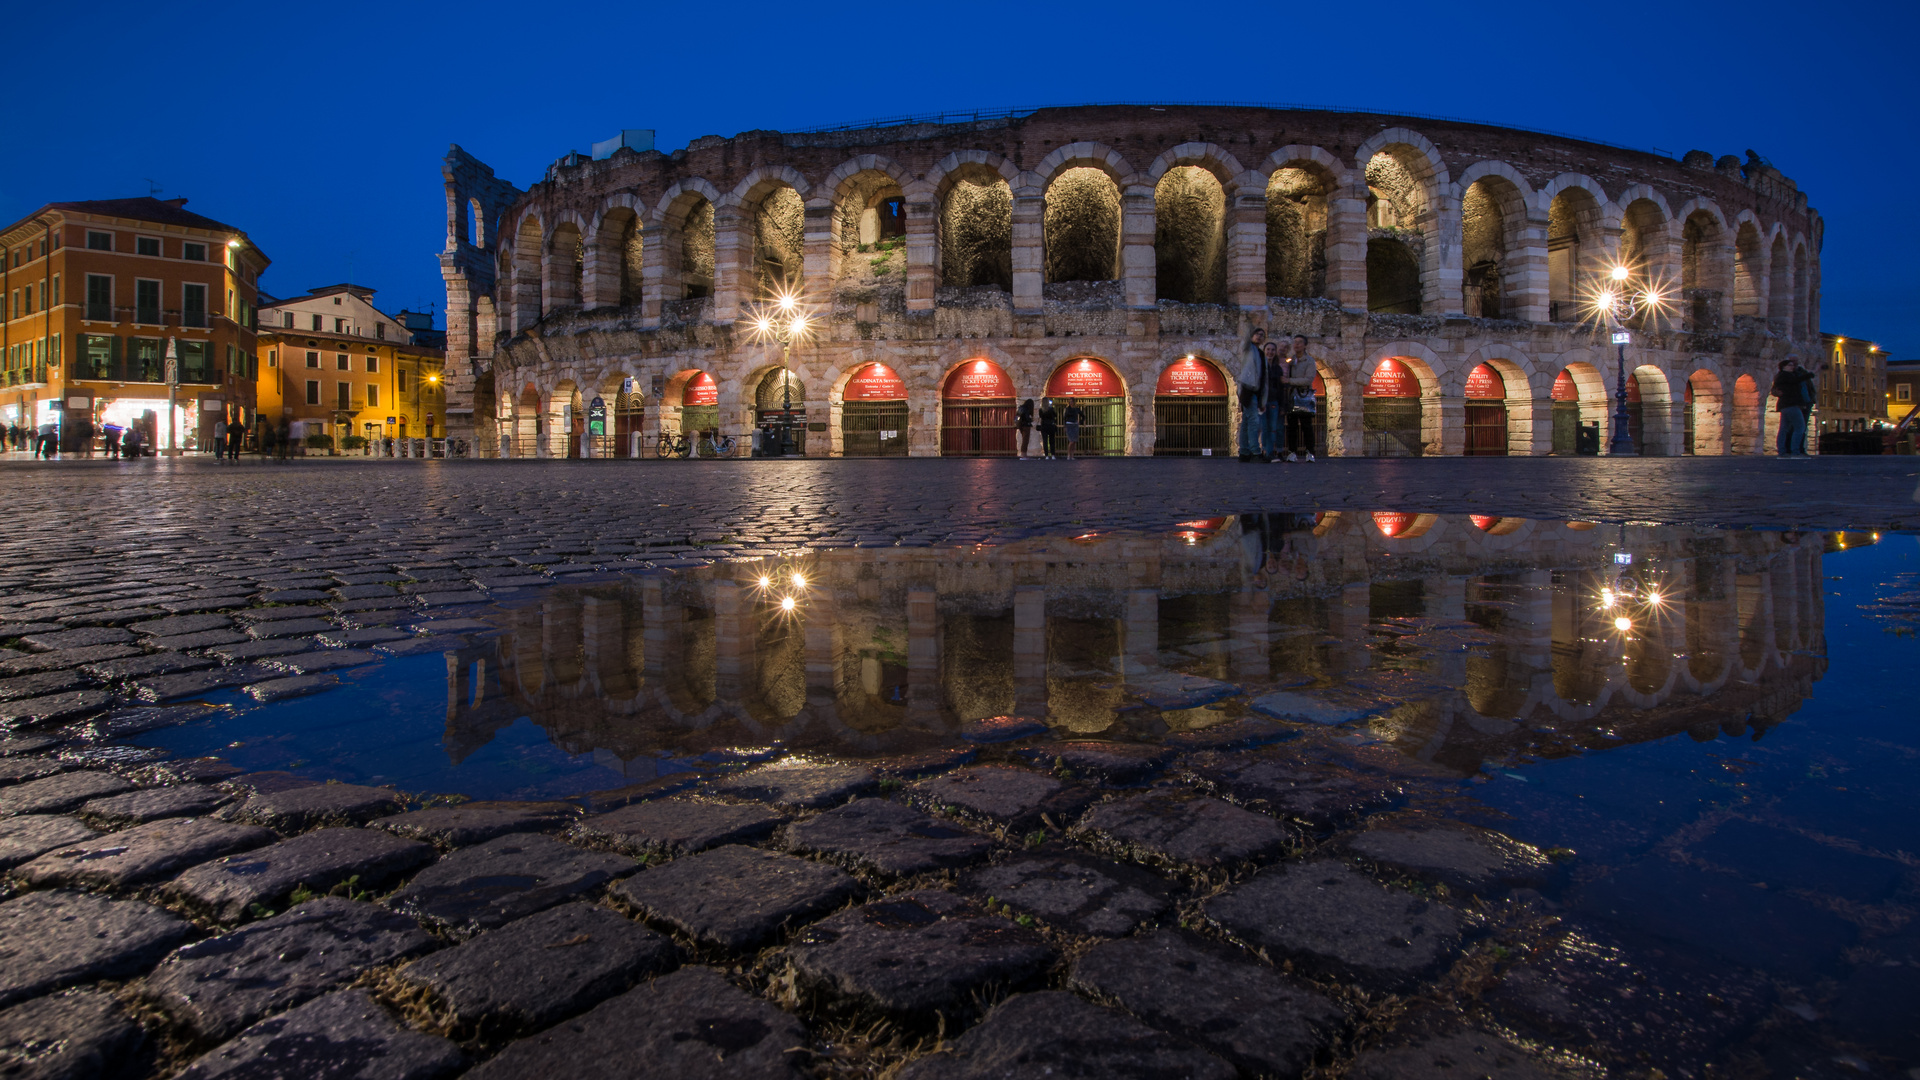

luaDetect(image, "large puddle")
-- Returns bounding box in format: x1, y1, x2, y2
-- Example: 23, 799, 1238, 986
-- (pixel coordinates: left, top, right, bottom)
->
138, 513, 1918, 1068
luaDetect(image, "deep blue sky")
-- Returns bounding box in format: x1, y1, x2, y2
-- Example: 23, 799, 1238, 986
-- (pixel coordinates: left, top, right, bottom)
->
7, 1, 1912, 358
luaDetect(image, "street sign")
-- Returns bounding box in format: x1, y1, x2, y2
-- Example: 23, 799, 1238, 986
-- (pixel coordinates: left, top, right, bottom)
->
621, 377, 636, 396
588, 396, 607, 436
1611, 331, 1631, 345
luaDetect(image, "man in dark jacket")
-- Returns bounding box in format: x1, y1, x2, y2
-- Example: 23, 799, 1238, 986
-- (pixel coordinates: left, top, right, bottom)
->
1770, 356, 1820, 456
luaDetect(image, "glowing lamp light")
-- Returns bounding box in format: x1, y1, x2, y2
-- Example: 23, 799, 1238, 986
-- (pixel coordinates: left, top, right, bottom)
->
790, 571, 807, 589
780, 596, 796, 612
1609, 265, 1630, 282
757, 574, 771, 588
227, 239, 241, 248
1597, 290, 1616, 313
789, 315, 809, 336
1646, 591, 1663, 606
1613, 615, 1632, 632
754, 317, 773, 336
1600, 588, 1616, 608
778, 293, 797, 313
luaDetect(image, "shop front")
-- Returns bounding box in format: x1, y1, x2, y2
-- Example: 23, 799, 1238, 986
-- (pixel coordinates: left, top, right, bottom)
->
1463, 364, 1507, 456
1152, 357, 1229, 456
1362, 358, 1423, 456
1045, 358, 1126, 456
755, 369, 807, 456
668, 370, 719, 453
1549, 369, 1599, 455
940, 359, 1016, 457
842, 363, 908, 456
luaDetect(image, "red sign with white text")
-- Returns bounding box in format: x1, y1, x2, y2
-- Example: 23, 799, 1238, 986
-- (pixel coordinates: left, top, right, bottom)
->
845, 363, 907, 401
1365, 359, 1418, 398
943, 360, 1014, 399
1465, 363, 1504, 399
1155, 358, 1227, 396
1552, 370, 1578, 401
1045, 358, 1124, 398
1372, 512, 1418, 538
683, 371, 717, 406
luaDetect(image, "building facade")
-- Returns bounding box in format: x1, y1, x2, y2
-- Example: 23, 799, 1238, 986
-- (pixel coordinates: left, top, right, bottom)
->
440, 105, 1824, 459
1888, 359, 1919, 425
2, 197, 266, 450
257, 285, 446, 446
1814, 333, 1887, 435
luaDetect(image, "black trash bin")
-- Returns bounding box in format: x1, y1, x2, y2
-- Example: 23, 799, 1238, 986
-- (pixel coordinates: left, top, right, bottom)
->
1576, 421, 1600, 456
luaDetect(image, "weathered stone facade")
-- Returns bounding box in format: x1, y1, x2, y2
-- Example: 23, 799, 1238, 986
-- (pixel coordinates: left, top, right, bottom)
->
438, 105, 1821, 458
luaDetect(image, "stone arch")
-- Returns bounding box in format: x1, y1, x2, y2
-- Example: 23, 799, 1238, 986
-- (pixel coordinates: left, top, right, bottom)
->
1767, 231, 1792, 334
1154, 165, 1228, 304
1544, 177, 1608, 320
1366, 233, 1422, 313
1630, 364, 1677, 455
1552, 351, 1614, 453
1045, 166, 1123, 284
1731, 372, 1763, 454
1461, 344, 1542, 455
1357, 130, 1451, 313
508, 379, 543, 457
1456, 164, 1533, 319
1732, 214, 1765, 319
1686, 367, 1727, 455
1034, 142, 1138, 187
1264, 153, 1341, 300
588, 194, 646, 309
734, 173, 806, 302
544, 211, 587, 313
935, 158, 1014, 292
659, 186, 718, 302
1678, 200, 1730, 332
510, 211, 543, 332
1359, 343, 1443, 456
829, 157, 912, 285
545, 377, 583, 458
1145, 143, 1246, 191
1617, 192, 1675, 326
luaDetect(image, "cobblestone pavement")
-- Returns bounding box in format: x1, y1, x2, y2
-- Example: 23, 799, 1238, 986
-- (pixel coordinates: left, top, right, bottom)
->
0, 456, 1911, 1078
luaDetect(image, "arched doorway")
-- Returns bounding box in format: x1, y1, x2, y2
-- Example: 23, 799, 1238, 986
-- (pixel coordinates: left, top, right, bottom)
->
842, 363, 908, 457
665, 370, 719, 453
1685, 370, 1724, 456
1045, 358, 1127, 456
754, 369, 806, 456
1362, 358, 1423, 456
613, 379, 644, 458
1152, 356, 1229, 456
1463, 364, 1507, 455
1551, 366, 1605, 456
941, 359, 1016, 457
1732, 374, 1762, 455
513, 383, 541, 458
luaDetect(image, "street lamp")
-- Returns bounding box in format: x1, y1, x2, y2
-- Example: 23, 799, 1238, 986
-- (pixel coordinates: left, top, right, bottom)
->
1589, 264, 1667, 457
746, 291, 814, 457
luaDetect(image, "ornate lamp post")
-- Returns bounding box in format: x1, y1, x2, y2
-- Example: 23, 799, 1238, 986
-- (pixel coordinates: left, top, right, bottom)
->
1592, 265, 1665, 457
747, 293, 813, 458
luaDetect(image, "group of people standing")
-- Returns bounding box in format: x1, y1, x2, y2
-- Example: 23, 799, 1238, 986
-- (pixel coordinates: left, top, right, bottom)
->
1014, 397, 1088, 459
1768, 355, 1824, 457
1237, 328, 1319, 462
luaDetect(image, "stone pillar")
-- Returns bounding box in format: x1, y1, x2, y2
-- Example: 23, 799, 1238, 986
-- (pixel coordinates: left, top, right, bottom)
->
1326, 186, 1368, 310
1512, 209, 1551, 323
1327, 583, 1372, 676
1508, 570, 1553, 680
803, 199, 835, 299
1011, 192, 1044, 314
639, 224, 669, 329
444, 652, 463, 724
1229, 589, 1272, 681
1422, 195, 1464, 315
711, 205, 749, 324
907, 588, 940, 727
1227, 189, 1268, 310
1012, 585, 1047, 718
582, 232, 619, 309
641, 578, 669, 682
712, 579, 746, 706
905, 195, 938, 313
1122, 186, 1156, 310
1522, 374, 1554, 456
1124, 588, 1158, 672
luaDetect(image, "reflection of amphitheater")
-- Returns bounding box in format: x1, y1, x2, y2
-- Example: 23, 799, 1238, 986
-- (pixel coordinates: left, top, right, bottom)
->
442, 517, 1827, 779
441, 105, 1820, 457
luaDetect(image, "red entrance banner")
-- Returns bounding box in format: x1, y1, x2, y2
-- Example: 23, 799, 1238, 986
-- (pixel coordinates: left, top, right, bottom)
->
683, 371, 717, 406
1551, 370, 1578, 402
1627, 374, 1642, 403
845, 362, 907, 401
1471, 514, 1499, 531
1155, 358, 1227, 396
1465, 364, 1504, 400
1365, 359, 1418, 398
1372, 511, 1419, 538
1045, 358, 1124, 398
943, 359, 1014, 399
1312, 373, 1325, 395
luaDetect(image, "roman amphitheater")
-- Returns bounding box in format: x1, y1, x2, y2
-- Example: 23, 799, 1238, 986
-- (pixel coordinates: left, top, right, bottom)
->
438, 104, 1820, 458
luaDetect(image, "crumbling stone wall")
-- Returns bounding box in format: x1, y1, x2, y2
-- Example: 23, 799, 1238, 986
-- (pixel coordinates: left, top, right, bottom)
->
1045, 167, 1120, 283
1365, 153, 1421, 229
1460, 181, 1505, 318
1367, 235, 1422, 314
1153, 166, 1227, 305
939, 174, 1012, 290
754, 187, 805, 299
1266, 167, 1330, 299
681, 200, 715, 298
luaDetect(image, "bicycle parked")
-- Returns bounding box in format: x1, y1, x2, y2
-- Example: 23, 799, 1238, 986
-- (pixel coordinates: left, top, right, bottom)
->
655, 430, 736, 459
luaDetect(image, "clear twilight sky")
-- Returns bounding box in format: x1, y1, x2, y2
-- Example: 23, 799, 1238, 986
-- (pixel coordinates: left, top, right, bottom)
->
5, 0, 1911, 359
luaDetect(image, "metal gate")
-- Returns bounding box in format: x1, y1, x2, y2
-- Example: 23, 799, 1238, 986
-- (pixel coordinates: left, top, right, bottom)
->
1463, 402, 1507, 455
842, 401, 908, 456
941, 400, 1016, 456
1152, 396, 1229, 456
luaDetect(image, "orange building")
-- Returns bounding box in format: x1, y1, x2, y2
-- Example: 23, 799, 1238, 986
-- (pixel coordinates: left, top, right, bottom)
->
256, 285, 447, 449
1, 197, 267, 451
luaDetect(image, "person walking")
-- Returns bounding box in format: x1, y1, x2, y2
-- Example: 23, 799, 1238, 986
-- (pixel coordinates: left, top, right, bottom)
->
1235, 327, 1267, 461
1038, 398, 1059, 459
213, 417, 228, 463
103, 423, 122, 459
1062, 398, 1084, 459
1283, 336, 1318, 462
1770, 356, 1820, 456
1015, 399, 1035, 459
5, 423, 17, 452
276, 419, 293, 461
226, 415, 243, 461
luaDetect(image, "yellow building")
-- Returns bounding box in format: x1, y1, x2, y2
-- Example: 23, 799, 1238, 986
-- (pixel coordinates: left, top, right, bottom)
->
2, 196, 267, 451
1816, 333, 1888, 435
256, 285, 446, 449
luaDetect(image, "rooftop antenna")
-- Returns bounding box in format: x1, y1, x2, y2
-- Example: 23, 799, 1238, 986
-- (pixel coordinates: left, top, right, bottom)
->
145, 179, 163, 197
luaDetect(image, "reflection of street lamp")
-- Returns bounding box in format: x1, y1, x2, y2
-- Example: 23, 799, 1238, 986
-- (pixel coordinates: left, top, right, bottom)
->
1590, 265, 1668, 457
746, 291, 814, 457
